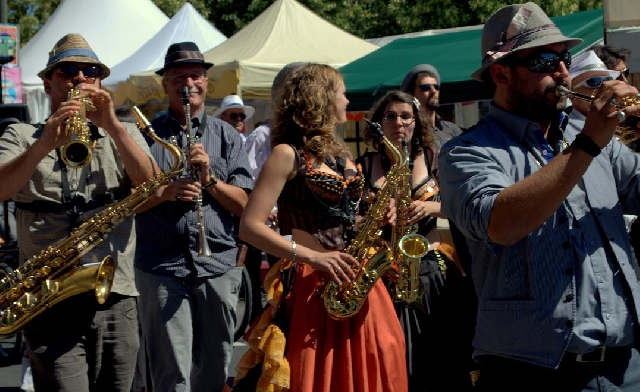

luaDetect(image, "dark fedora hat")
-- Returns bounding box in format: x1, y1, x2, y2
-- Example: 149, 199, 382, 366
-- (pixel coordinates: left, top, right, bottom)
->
156, 41, 214, 76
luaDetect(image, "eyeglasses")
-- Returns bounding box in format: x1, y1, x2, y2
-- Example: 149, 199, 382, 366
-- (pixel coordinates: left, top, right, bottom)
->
574, 76, 614, 89
618, 68, 630, 80
227, 112, 246, 121
57, 64, 103, 79
508, 51, 572, 73
382, 112, 414, 125
418, 83, 440, 91
166, 72, 207, 84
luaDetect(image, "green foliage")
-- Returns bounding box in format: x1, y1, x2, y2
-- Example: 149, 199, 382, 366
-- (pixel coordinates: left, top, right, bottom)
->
9, 0, 603, 47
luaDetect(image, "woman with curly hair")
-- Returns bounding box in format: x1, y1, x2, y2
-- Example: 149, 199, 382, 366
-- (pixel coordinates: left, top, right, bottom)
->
237, 64, 407, 392
358, 90, 477, 391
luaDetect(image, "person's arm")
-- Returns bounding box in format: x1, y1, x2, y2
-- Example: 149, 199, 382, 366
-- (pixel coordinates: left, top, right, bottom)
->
82, 85, 157, 185
240, 144, 357, 284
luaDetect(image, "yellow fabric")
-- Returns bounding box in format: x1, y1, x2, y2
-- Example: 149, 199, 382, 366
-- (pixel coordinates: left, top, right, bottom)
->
234, 258, 292, 391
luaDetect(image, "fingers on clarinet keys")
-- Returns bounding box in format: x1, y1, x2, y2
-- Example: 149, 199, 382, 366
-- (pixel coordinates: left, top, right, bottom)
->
607, 98, 619, 108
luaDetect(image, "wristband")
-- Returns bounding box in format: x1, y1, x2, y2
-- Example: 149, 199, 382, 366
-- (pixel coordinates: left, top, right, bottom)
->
571, 133, 601, 157
202, 172, 219, 190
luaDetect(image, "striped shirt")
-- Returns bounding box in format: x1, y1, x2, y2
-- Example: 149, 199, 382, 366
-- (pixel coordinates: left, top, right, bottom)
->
134, 110, 254, 278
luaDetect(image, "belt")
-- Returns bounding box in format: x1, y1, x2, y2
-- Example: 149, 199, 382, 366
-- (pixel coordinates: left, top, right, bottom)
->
564, 346, 633, 363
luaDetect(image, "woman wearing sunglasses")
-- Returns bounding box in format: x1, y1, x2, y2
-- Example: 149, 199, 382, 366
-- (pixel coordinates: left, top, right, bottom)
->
357, 91, 477, 392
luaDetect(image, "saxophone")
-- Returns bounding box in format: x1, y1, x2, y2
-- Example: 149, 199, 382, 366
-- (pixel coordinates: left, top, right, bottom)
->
61, 86, 97, 168
322, 119, 402, 320
388, 140, 429, 304
0, 106, 184, 336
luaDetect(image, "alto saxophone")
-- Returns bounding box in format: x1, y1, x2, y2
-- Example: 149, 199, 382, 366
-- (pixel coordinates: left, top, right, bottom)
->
388, 139, 429, 304
322, 119, 401, 320
0, 107, 184, 336
61, 86, 97, 168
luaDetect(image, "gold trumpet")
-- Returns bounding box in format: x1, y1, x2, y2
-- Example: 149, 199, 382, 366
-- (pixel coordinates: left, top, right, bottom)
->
61, 87, 97, 168
556, 85, 640, 145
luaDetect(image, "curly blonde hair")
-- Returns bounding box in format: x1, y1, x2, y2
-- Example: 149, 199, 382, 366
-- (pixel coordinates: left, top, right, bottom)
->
271, 63, 348, 163
364, 91, 435, 153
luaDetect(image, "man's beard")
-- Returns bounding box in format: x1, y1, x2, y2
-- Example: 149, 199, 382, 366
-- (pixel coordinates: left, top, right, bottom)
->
425, 97, 439, 111
508, 80, 566, 122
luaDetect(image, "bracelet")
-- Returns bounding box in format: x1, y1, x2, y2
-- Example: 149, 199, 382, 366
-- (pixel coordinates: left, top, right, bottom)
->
571, 133, 601, 157
291, 240, 297, 263
202, 171, 219, 190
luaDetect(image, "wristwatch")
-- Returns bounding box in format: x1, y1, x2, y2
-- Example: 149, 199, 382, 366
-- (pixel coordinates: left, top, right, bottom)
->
202, 171, 219, 190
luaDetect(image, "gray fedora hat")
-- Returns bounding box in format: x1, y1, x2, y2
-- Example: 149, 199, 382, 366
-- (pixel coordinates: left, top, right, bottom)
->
472, 2, 582, 81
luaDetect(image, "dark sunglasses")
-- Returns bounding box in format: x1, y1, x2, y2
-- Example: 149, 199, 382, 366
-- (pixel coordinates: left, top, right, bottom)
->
508, 51, 572, 73
574, 75, 614, 89
418, 83, 440, 91
228, 112, 247, 121
618, 68, 630, 80
57, 64, 103, 79
382, 112, 414, 124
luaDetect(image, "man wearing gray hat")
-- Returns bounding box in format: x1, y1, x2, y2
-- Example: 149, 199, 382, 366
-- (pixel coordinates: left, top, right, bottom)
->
401, 63, 464, 148
438, 3, 640, 390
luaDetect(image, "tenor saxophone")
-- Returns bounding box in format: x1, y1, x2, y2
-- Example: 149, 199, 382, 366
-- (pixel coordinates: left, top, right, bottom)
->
388, 139, 429, 304
0, 107, 184, 336
322, 119, 402, 320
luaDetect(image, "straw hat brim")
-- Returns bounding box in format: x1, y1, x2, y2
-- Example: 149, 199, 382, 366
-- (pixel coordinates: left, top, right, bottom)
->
38, 56, 111, 80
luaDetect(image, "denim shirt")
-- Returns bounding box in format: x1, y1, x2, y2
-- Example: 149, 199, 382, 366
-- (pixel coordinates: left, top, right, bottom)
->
438, 103, 640, 368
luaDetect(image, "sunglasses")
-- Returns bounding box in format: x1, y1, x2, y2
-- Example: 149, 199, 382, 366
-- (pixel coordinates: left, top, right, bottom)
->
57, 64, 103, 79
418, 83, 440, 91
382, 112, 414, 125
574, 76, 614, 89
227, 112, 247, 121
508, 51, 572, 73
618, 68, 630, 80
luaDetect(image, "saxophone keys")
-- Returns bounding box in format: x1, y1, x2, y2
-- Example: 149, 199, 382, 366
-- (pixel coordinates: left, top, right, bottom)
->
1, 309, 17, 326
42, 280, 60, 296
23, 277, 37, 289
50, 257, 65, 269
17, 293, 37, 309
39, 266, 52, 277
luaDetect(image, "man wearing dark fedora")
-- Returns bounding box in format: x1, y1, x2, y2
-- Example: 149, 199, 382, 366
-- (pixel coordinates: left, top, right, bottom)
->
134, 41, 253, 392
438, 2, 640, 390
0, 33, 158, 391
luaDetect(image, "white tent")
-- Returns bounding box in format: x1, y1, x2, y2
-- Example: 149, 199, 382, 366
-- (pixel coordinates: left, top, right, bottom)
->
106, 2, 227, 88
202, 0, 379, 100
20, 0, 168, 122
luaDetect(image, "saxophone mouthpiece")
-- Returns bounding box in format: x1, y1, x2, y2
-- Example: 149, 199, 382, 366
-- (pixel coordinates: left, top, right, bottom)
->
365, 118, 384, 138
131, 106, 153, 133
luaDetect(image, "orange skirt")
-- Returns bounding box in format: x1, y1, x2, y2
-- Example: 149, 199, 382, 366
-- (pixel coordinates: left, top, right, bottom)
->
286, 263, 408, 392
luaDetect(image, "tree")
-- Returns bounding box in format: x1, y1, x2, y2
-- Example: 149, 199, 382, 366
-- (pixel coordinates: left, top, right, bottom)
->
7, 0, 61, 46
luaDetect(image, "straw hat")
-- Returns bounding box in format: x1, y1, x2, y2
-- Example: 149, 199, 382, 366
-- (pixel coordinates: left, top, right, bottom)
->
38, 33, 110, 80
155, 42, 213, 76
472, 2, 582, 81
570, 50, 620, 81
212, 95, 255, 120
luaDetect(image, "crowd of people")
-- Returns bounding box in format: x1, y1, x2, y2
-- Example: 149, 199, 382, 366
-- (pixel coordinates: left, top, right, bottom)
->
0, 1, 639, 392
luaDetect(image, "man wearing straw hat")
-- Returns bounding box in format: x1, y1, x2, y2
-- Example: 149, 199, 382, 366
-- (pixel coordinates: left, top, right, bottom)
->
438, 3, 640, 390
134, 42, 253, 392
0, 33, 158, 391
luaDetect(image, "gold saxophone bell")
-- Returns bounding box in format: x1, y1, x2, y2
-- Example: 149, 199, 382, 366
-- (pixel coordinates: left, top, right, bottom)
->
61, 87, 97, 168
556, 86, 640, 145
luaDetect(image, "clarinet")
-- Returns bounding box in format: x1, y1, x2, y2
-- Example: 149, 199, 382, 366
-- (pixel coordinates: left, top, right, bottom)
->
181, 87, 213, 256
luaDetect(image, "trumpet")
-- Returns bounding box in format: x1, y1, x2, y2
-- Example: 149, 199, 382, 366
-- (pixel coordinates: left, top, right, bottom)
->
181, 87, 212, 257
556, 85, 640, 144
61, 87, 97, 168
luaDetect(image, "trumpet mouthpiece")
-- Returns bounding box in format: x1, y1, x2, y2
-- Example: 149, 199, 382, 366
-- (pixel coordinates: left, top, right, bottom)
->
556, 85, 570, 97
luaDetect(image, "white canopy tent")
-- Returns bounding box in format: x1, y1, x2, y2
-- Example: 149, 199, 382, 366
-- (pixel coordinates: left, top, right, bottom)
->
202, 0, 379, 100
20, 0, 169, 122
106, 2, 227, 89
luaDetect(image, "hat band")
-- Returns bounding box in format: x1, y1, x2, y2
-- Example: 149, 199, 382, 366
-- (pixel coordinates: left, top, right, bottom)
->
165, 50, 204, 63
483, 23, 559, 65
47, 48, 99, 66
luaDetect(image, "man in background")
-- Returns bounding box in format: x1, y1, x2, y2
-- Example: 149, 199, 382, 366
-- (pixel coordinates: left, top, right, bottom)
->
214, 94, 255, 143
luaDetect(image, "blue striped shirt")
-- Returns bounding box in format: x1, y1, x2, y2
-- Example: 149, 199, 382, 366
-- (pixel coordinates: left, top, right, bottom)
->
135, 110, 254, 278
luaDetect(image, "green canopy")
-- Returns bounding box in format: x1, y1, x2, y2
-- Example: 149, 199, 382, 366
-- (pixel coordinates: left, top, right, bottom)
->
342, 8, 604, 111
